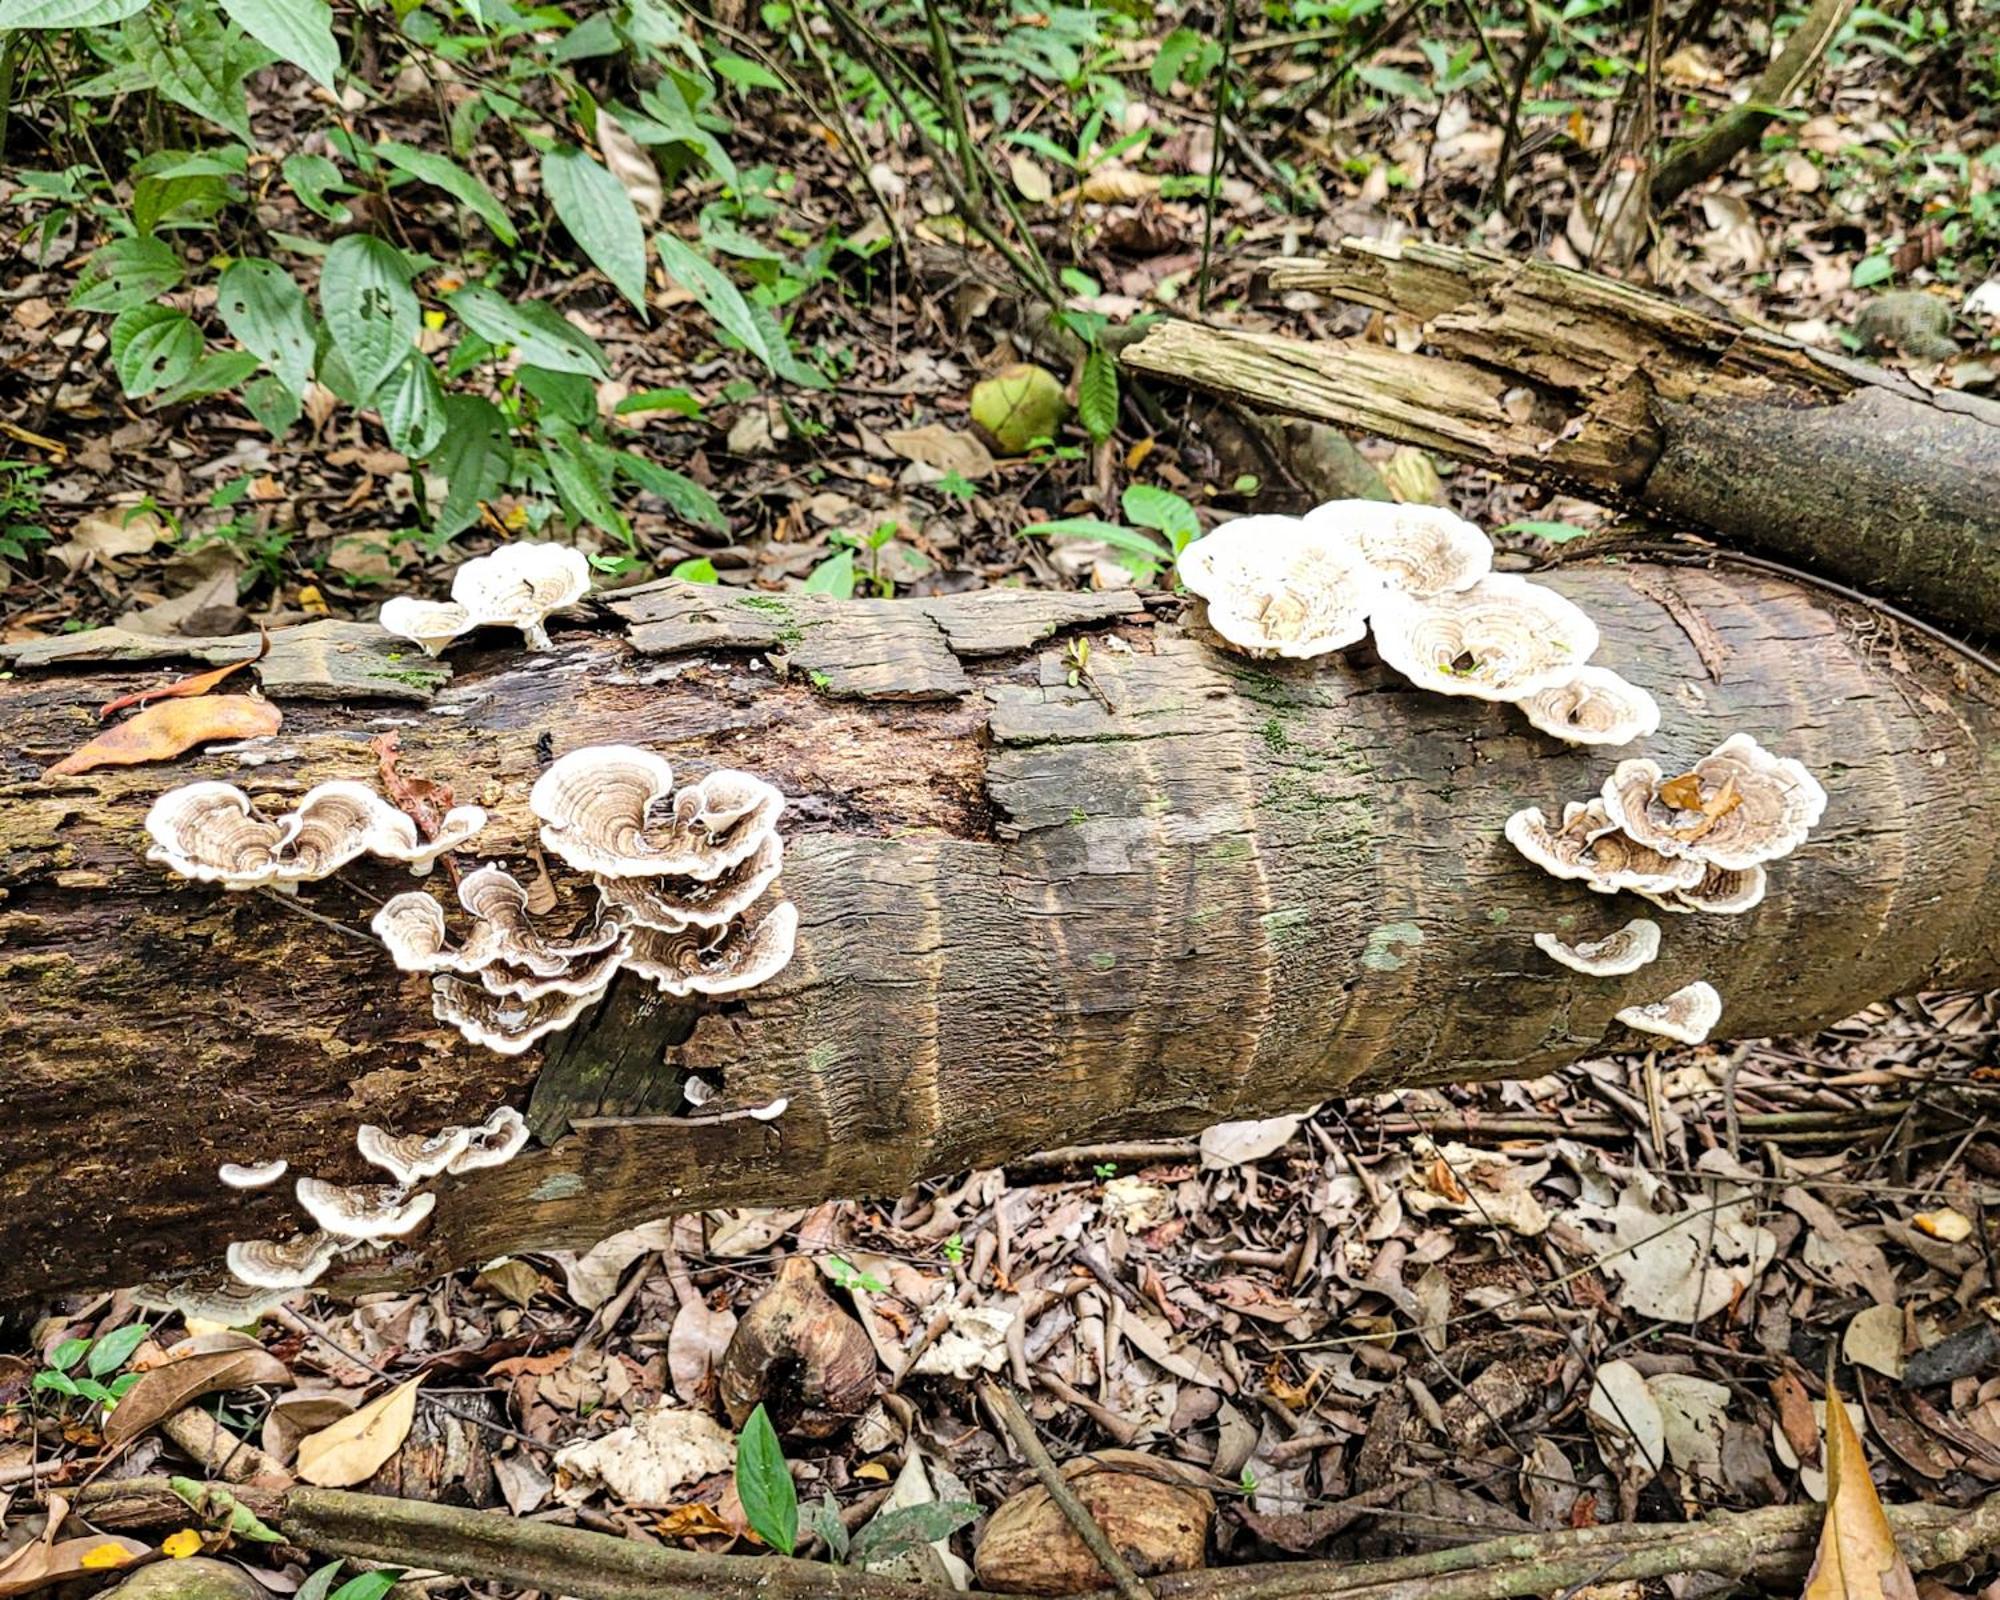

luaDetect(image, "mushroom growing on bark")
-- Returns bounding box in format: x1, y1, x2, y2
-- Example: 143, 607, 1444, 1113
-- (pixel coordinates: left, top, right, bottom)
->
531, 747, 785, 880
226, 1231, 346, 1290
1504, 801, 1703, 897
218, 1159, 288, 1190
1176, 515, 1384, 659
356, 1123, 473, 1186
295, 1178, 436, 1241
1371, 574, 1600, 701
624, 900, 800, 997
447, 1106, 530, 1174
372, 866, 622, 976
1602, 735, 1827, 870
1616, 981, 1724, 1045
719, 1255, 876, 1438
1303, 499, 1493, 597
431, 974, 618, 1055
593, 832, 784, 930
1533, 918, 1662, 976
1516, 666, 1661, 747
145, 782, 294, 889
379, 542, 591, 655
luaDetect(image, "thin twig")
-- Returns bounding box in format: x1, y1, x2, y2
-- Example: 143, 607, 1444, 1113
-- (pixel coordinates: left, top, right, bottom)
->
1197, 0, 1236, 313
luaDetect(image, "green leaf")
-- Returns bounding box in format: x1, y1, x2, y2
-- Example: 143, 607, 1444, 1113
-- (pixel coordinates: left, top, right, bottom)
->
518, 365, 598, 426
614, 387, 702, 418
434, 394, 513, 538
801, 548, 856, 598
293, 1562, 345, 1600
1852, 254, 1894, 289
326, 1574, 398, 1600
710, 52, 785, 90
1357, 61, 1433, 101
541, 423, 630, 542
72, 236, 183, 313
634, 86, 738, 188
168, 1478, 285, 1543
0, 0, 144, 27
1077, 348, 1118, 444
217, 258, 316, 396
1021, 516, 1171, 570
809, 1495, 850, 1564
218, 0, 337, 86
670, 557, 718, 583
320, 234, 420, 402
126, 6, 271, 143
282, 153, 352, 224
848, 1502, 981, 1566
735, 1404, 798, 1556
51, 1338, 91, 1374
1120, 484, 1200, 552
380, 356, 448, 459
154, 350, 261, 407
377, 141, 518, 246
33, 1371, 79, 1397
1498, 518, 1595, 544
615, 451, 725, 531
821, 1255, 888, 1294
653, 232, 776, 373
543, 144, 649, 313
111, 305, 203, 397
87, 1323, 150, 1379
446, 285, 608, 377
1150, 26, 1202, 92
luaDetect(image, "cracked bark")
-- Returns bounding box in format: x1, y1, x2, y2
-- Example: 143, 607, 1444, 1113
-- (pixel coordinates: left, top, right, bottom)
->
2, 569, 1997, 1301
1121, 237, 2000, 637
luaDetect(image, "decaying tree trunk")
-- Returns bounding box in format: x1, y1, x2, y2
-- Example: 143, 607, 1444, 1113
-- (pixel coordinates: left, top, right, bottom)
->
3, 562, 1998, 1300
1123, 237, 2000, 637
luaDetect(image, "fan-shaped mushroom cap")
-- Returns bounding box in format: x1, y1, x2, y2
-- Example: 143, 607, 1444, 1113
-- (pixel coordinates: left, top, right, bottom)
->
283, 781, 485, 879
1177, 515, 1383, 659
379, 597, 474, 657
295, 1178, 437, 1241
356, 1123, 473, 1185
372, 893, 457, 971
478, 939, 629, 1000
450, 543, 591, 652
1675, 861, 1768, 915
431, 972, 613, 1055
447, 1106, 530, 1174
1533, 918, 1661, 976
145, 782, 294, 889
218, 1159, 288, 1189
592, 832, 784, 931
1302, 500, 1492, 598
1602, 736, 1826, 871
457, 864, 625, 972
625, 900, 799, 997
1504, 800, 1701, 896
1581, 829, 1706, 897
532, 749, 784, 881
1616, 980, 1723, 1046
1516, 666, 1661, 747
226, 1231, 346, 1290
1371, 574, 1600, 701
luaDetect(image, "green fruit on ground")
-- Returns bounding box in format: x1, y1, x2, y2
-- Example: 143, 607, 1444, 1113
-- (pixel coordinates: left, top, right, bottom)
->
970, 363, 1069, 455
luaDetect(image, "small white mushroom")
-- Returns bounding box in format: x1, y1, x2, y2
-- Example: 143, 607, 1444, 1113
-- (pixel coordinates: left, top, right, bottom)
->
356, 1123, 474, 1185
1601, 735, 1827, 870
378, 543, 592, 655
226, 1231, 346, 1290
145, 782, 294, 889
624, 900, 799, 997
1301, 500, 1492, 598
593, 831, 784, 930
1371, 574, 1600, 701
1534, 918, 1662, 976
1516, 666, 1661, 748
446, 1106, 531, 1174
378, 598, 473, 658
218, 1159, 289, 1190
1177, 515, 1384, 659
1615, 980, 1723, 1046
295, 1178, 437, 1241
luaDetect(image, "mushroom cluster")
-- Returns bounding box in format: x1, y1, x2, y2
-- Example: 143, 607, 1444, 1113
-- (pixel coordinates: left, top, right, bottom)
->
1178, 500, 1659, 747
225, 1105, 529, 1292
370, 744, 798, 1054
378, 542, 591, 656
146, 779, 487, 891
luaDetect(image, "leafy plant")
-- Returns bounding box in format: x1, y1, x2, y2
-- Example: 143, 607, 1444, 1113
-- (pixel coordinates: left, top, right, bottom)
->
32, 1322, 150, 1411
0, 462, 52, 562
735, 1403, 799, 1556
1021, 483, 1201, 583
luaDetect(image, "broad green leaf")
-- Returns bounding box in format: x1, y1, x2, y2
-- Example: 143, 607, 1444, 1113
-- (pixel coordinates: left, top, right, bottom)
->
51, 1338, 91, 1375
1499, 518, 1595, 544
670, 557, 718, 583
446, 285, 608, 377
218, 0, 337, 86
133, 170, 234, 235
1852, 255, 1894, 289
635, 85, 738, 187
1121, 483, 1200, 551
126, 7, 271, 143
154, 350, 260, 407
380, 356, 448, 459
217, 258, 316, 396
86, 1323, 150, 1379
433, 394, 513, 539
654, 232, 772, 369
32, 1371, 79, 1397
282, 153, 352, 224
72, 236, 184, 313
542, 425, 630, 542
242, 374, 303, 437
0, 0, 144, 27
614, 386, 701, 418
1077, 347, 1118, 444
710, 53, 785, 90
167, 1478, 285, 1543
111, 305, 203, 397
848, 1501, 981, 1566
326, 1574, 398, 1600
320, 234, 420, 402
735, 1405, 797, 1556
616, 450, 725, 531
293, 1564, 343, 1600
377, 141, 518, 246
1021, 517, 1172, 567
809, 1495, 850, 1564
1357, 61, 1432, 101
517, 365, 598, 426
801, 548, 855, 598
543, 144, 649, 312
1151, 26, 1202, 92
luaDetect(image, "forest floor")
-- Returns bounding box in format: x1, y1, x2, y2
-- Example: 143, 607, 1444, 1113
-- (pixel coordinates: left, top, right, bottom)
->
3, 0, 2000, 1589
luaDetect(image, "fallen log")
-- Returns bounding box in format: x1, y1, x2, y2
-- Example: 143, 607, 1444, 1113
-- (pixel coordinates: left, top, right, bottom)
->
1121, 236, 2000, 637
3, 565, 1998, 1300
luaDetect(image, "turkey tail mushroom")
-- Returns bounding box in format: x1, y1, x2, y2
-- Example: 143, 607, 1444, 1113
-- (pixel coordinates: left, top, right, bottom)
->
1176, 515, 1383, 659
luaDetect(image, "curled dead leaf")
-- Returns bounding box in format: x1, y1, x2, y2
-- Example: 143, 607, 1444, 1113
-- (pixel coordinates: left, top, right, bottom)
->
99, 629, 269, 720
104, 1333, 292, 1450
295, 1375, 422, 1487
43, 694, 281, 779
1801, 1379, 1918, 1600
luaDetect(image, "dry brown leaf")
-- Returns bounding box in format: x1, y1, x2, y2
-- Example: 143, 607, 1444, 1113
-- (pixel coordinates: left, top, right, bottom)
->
882, 424, 996, 482
1010, 153, 1053, 203
104, 1334, 292, 1450
654, 1503, 736, 1539
1062, 166, 1161, 204
0, 1499, 149, 1600
1913, 1208, 1972, 1242
98, 628, 269, 720
295, 1375, 422, 1487
598, 112, 664, 226
1802, 1381, 1918, 1600
371, 730, 455, 841
1774, 1371, 1821, 1466
42, 694, 282, 779
55, 508, 166, 568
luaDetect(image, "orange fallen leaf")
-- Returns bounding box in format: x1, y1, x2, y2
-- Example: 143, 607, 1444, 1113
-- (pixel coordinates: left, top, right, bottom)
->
98, 628, 269, 720
1802, 1377, 1918, 1600
43, 695, 282, 779
654, 1503, 736, 1539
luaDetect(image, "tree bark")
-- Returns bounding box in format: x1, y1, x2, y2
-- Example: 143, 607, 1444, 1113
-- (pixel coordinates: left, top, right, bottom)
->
1121, 237, 2000, 638
3, 568, 1998, 1301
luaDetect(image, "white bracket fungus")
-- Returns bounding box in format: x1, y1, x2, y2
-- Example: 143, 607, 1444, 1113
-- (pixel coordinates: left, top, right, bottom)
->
1504, 801, 1703, 897
1660, 862, 1769, 917
1177, 515, 1384, 659
530, 747, 785, 880
1533, 918, 1661, 976
1516, 666, 1662, 748
432, 975, 616, 1055
226, 1232, 346, 1291
295, 1177, 437, 1241
593, 831, 784, 930
1602, 735, 1827, 871
1302, 500, 1493, 598
624, 900, 800, 998
379, 542, 591, 655
1615, 981, 1724, 1046
356, 1123, 474, 1186
447, 1106, 530, 1173
1371, 574, 1600, 702
218, 1158, 288, 1189
372, 865, 623, 977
